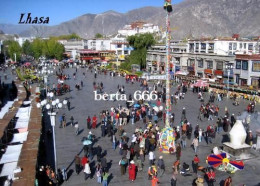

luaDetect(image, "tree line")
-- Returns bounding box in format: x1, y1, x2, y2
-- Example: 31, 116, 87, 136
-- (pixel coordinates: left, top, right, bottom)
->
3, 37, 67, 62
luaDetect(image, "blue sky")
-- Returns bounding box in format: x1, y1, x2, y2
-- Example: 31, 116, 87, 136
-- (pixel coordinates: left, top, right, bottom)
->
0, 0, 183, 25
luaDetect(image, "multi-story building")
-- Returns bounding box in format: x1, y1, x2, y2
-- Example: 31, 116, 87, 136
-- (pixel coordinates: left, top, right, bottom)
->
146, 36, 260, 84
188, 37, 260, 55
58, 39, 86, 59
233, 54, 260, 87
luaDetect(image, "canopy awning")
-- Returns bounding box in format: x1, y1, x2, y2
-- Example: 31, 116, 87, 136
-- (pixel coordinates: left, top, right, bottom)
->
11, 132, 28, 143
4, 144, 23, 155
0, 152, 20, 164
0, 162, 18, 177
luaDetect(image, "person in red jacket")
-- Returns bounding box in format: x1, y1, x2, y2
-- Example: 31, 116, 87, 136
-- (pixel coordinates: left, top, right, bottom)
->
92, 115, 97, 129
192, 154, 200, 174
206, 168, 216, 186
128, 160, 137, 181
151, 175, 159, 186
81, 156, 88, 167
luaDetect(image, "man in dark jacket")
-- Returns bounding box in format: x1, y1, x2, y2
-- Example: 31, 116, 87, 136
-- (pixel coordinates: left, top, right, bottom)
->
96, 145, 102, 162
100, 156, 107, 172
157, 156, 165, 177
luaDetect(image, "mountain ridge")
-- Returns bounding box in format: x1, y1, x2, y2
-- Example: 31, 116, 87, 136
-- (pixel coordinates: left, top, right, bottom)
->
0, 0, 259, 39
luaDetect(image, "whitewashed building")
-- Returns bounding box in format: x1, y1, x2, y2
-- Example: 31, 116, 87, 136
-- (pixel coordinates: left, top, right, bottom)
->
14, 37, 35, 46
118, 21, 159, 37
58, 39, 86, 59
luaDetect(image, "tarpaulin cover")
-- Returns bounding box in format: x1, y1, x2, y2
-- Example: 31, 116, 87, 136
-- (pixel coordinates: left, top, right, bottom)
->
10, 132, 28, 143
0, 162, 18, 177
0, 101, 14, 119
15, 107, 31, 117
0, 152, 20, 164
4, 144, 23, 155
15, 120, 29, 129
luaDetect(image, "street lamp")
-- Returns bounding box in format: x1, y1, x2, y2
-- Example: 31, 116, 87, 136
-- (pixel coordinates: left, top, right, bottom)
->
226, 64, 231, 98
37, 95, 66, 176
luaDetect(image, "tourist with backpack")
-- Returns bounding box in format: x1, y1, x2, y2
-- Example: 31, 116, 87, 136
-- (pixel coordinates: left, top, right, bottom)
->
119, 156, 127, 175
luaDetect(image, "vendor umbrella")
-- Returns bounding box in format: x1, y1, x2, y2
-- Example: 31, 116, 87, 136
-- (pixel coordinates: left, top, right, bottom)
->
134, 104, 140, 108
23, 62, 31, 66
150, 103, 157, 107
83, 139, 92, 145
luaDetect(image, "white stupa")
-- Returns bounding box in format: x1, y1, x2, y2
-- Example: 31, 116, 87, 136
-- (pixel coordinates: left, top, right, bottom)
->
229, 120, 247, 147
223, 120, 251, 159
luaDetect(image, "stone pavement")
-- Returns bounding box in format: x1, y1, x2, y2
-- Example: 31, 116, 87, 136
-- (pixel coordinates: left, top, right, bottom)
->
46, 67, 260, 186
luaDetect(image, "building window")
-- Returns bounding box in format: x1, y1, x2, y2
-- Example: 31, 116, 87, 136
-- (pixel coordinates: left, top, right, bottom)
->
209, 44, 214, 50
207, 61, 213, 69
244, 43, 247, 49
174, 57, 180, 64
239, 43, 243, 49
198, 59, 203, 68
233, 43, 237, 50
252, 61, 260, 72
236, 60, 241, 69
117, 44, 122, 48
216, 62, 223, 70
201, 43, 206, 50
242, 60, 248, 70
248, 43, 253, 50
229, 43, 232, 50
124, 51, 128, 55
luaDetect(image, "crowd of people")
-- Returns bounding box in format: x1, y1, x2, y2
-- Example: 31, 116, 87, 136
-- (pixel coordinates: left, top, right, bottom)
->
31, 63, 258, 186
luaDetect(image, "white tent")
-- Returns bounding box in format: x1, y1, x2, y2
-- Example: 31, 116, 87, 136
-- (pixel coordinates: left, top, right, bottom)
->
4, 144, 23, 155
0, 162, 18, 177
15, 120, 29, 129
15, 107, 31, 117
0, 101, 14, 119
0, 152, 20, 164
10, 132, 28, 143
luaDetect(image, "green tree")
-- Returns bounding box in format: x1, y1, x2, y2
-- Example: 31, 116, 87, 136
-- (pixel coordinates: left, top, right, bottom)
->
31, 38, 44, 60
95, 33, 103, 39
127, 33, 155, 69
3, 40, 22, 61
22, 40, 33, 56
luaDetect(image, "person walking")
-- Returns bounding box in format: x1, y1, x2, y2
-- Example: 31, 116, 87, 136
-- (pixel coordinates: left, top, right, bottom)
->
87, 116, 91, 130
119, 156, 127, 175
206, 168, 216, 186
75, 155, 81, 175
192, 154, 200, 174
128, 160, 137, 181
192, 137, 199, 153
224, 176, 232, 186
149, 151, 155, 166
74, 122, 79, 135
83, 161, 92, 180
176, 143, 181, 160
102, 171, 109, 186
181, 133, 187, 148
67, 100, 71, 111
96, 145, 102, 162
96, 163, 103, 184
101, 156, 107, 172
151, 175, 159, 186
157, 156, 165, 177
70, 116, 74, 127
92, 115, 97, 129
170, 174, 177, 186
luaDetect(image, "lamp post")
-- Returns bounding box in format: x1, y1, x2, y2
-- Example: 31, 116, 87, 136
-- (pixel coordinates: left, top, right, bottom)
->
37, 93, 66, 176
226, 64, 231, 99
